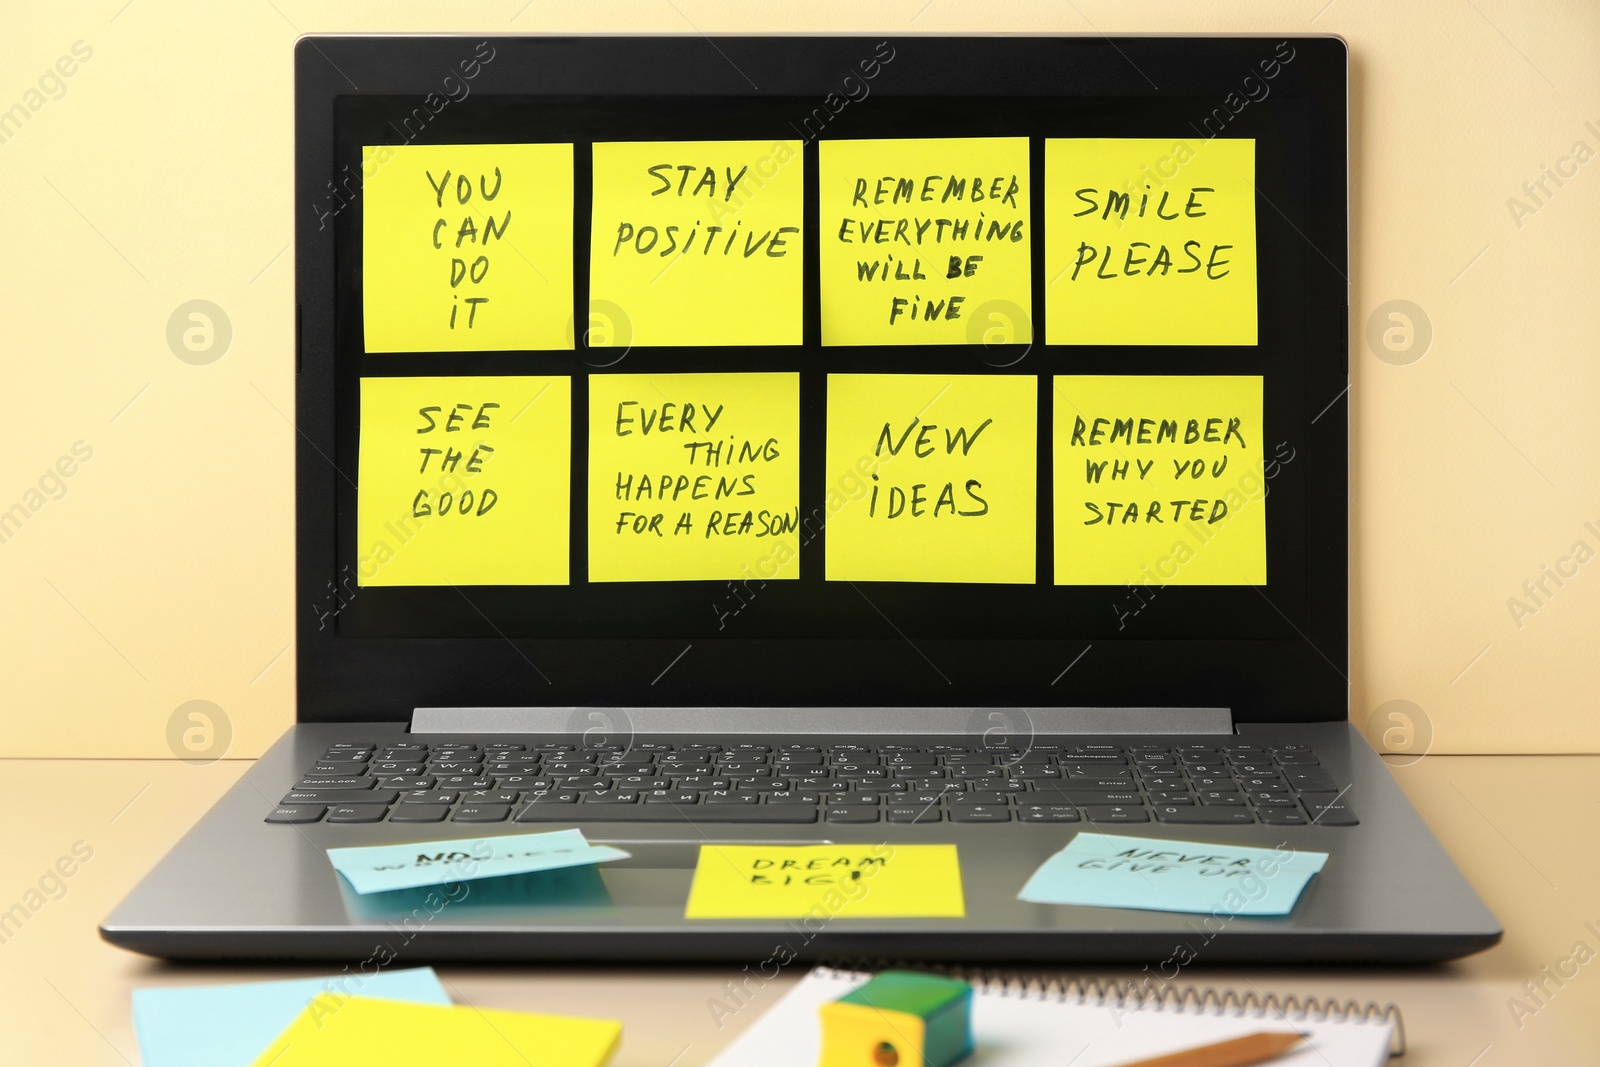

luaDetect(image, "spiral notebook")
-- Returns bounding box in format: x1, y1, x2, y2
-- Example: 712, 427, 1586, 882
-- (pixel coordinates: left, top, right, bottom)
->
708, 965, 1401, 1067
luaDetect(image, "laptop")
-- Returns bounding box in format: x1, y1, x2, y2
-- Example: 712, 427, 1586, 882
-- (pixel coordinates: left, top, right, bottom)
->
103, 34, 1500, 963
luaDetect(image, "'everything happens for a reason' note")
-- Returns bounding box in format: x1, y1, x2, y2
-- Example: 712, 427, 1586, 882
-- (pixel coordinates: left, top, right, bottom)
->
1053, 375, 1265, 587
588, 373, 801, 583
825, 373, 1036, 584
1045, 138, 1256, 346
357, 376, 571, 586
361, 143, 575, 353
589, 141, 804, 347
821, 137, 1032, 346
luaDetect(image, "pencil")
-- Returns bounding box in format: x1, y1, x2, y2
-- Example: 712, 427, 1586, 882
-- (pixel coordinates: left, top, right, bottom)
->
1111, 1031, 1307, 1067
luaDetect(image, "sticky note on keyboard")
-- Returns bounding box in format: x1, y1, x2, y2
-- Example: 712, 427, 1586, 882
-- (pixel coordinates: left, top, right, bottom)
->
327, 828, 629, 895
133, 968, 448, 1067
686, 844, 965, 919
250, 995, 621, 1067
1018, 833, 1328, 916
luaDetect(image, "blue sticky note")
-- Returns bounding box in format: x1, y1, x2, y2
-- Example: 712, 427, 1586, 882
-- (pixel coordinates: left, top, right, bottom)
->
327, 828, 631, 895
132, 967, 449, 1067
1018, 832, 1328, 916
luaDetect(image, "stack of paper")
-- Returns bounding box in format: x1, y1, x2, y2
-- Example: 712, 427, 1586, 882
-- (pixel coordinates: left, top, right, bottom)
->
134, 969, 621, 1067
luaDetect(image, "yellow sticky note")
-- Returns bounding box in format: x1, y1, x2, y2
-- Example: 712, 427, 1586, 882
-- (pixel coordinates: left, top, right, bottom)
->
588, 372, 800, 582
589, 140, 804, 346
249, 995, 620, 1067
825, 373, 1036, 584
1044, 138, 1257, 346
821, 137, 1032, 346
684, 844, 965, 919
357, 376, 571, 586
362, 142, 574, 352
1052, 375, 1266, 586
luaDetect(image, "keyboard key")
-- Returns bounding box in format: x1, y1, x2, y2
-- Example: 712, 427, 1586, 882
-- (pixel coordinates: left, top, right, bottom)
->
434, 776, 493, 789
678, 776, 736, 790
494, 775, 554, 791
325, 804, 388, 823
1197, 792, 1247, 806
318, 750, 371, 763
1247, 792, 1299, 806
453, 804, 511, 822
1018, 805, 1081, 823
1051, 788, 1146, 804
294, 777, 372, 790
1286, 769, 1338, 792
370, 762, 426, 775
402, 790, 458, 804
642, 790, 700, 804
1154, 806, 1255, 825
375, 777, 435, 791
825, 806, 881, 823
1145, 792, 1194, 804
523, 790, 580, 804
948, 804, 1011, 823
266, 804, 325, 824
282, 789, 397, 805
1300, 793, 1359, 826
886, 805, 943, 824
1257, 807, 1310, 826
768, 790, 825, 806
516, 804, 815, 823
705, 792, 759, 806
389, 803, 451, 823
460, 791, 521, 805
585, 790, 640, 804
305, 763, 365, 776
1083, 805, 1149, 823
427, 761, 483, 775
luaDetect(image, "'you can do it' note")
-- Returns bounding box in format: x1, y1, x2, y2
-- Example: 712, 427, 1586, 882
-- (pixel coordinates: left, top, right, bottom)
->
362, 143, 575, 353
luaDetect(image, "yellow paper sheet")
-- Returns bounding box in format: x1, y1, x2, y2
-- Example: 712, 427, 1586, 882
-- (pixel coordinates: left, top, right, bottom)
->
362, 142, 574, 352
820, 137, 1032, 346
589, 140, 804, 346
588, 372, 800, 582
1044, 138, 1257, 346
684, 844, 965, 919
356, 375, 570, 586
1052, 375, 1266, 586
249, 995, 620, 1067
824, 373, 1036, 584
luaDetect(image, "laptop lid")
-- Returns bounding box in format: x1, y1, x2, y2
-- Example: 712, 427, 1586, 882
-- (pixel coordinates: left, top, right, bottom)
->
292, 35, 1348, 727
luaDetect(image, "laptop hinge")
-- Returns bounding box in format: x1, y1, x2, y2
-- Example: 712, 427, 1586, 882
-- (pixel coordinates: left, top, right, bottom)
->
410, 706, 1234, 736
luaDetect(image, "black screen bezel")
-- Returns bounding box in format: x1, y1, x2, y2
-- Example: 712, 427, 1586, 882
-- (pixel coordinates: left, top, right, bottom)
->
293, 35, 1349, 724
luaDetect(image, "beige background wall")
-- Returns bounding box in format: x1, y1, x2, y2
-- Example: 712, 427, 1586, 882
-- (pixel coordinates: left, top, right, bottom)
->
1, 1, 1594, 758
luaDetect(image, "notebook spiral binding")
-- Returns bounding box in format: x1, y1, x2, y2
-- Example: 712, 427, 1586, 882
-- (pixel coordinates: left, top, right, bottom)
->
818, 960, 1406, 1058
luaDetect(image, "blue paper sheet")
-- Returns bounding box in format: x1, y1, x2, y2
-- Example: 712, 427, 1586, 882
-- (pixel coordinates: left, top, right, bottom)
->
1018, 832, 1328, 916
327, 828, 631, 895
132, 968, 449, 1067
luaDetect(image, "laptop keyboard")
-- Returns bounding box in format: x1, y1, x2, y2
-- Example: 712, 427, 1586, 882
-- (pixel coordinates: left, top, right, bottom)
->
266, 739, 1357, 827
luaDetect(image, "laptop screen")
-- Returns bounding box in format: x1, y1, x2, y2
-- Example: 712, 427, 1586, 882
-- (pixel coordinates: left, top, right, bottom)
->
296, 37, 1348, 719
